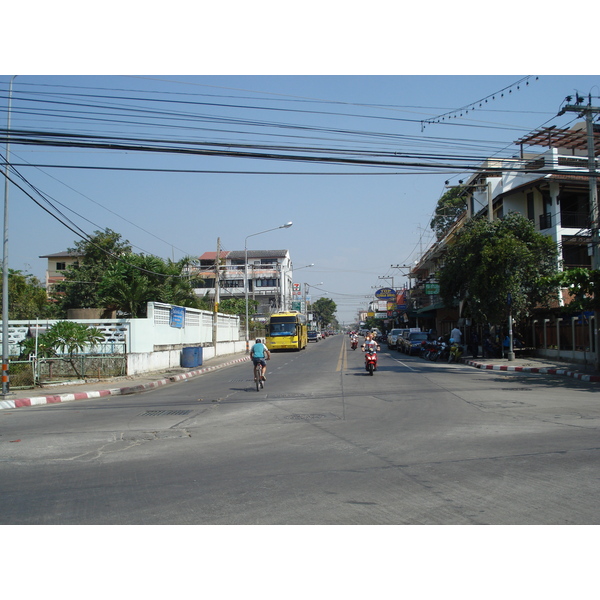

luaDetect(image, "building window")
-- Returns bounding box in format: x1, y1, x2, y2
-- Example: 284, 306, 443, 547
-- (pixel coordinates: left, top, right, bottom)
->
222, 279, 244, 288
56, 262, 66, 271
527, 192, 535, 222
255, 279, 278, 287
261, 259, 277, 265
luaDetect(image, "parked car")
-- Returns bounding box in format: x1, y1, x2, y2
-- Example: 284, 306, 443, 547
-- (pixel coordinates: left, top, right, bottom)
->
308, 331, 319, 342
399, 331, 430, 355
386, 328, 404, 349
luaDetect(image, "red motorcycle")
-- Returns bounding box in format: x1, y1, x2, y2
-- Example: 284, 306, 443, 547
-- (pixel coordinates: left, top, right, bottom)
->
351, 338, 358, 350
363, 343, 380, 375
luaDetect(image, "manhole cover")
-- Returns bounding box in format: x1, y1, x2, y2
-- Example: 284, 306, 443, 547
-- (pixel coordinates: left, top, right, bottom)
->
283, 413, 338, 422
139, 410, 192, 417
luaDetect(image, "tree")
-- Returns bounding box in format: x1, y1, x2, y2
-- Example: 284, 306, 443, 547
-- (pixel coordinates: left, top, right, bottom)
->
97, 254, 202, 317
430, 187, 468, 240
54, 229, 202, 318
311, 297, 337, 329
438, 212, 559, 327
540, 267, 600, 312
19, 321, 105, 378
53, 228, 132, 314
0, 269, 52, 319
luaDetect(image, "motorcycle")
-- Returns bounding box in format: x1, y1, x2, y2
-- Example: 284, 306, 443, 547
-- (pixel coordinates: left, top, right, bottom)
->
448, 340, 464, 363
363, 343, 380, 375
351, 338, 358, 350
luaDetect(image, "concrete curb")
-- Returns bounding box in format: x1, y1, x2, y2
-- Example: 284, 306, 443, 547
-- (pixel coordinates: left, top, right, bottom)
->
462, 358, 600, 383
0, 356, 251, 411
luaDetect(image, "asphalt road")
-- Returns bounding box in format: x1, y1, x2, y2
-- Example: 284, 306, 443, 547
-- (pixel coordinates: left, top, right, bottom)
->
1, 334, 600, 525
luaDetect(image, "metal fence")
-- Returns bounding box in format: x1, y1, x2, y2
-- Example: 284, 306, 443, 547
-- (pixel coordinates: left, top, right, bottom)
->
8, 354, 127, 389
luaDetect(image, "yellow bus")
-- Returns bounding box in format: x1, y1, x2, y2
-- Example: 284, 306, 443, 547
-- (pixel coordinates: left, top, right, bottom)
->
266, 311, 308, 351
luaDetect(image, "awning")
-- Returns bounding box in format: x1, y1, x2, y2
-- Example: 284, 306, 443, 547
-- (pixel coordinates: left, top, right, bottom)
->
415, 301, 446, 315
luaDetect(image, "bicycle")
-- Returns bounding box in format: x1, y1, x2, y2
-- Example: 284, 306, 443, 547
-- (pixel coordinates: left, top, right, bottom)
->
253, 361, 264, 391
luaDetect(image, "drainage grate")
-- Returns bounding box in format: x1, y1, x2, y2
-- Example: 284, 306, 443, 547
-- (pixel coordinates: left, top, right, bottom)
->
284, 413, 334, 421
139, 410, 192, 417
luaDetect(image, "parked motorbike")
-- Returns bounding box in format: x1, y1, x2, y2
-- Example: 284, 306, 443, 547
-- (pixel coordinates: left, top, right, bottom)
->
434, 340, 448, 362
448, 340, 464, 363
420, 340, 441, 361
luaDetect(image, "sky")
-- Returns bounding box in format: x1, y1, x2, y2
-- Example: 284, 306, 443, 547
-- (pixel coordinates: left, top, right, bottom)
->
2, 73, 599, 324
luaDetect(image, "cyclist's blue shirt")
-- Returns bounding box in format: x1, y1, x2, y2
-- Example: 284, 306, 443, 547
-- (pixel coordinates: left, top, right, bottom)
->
252, 343, 266, 358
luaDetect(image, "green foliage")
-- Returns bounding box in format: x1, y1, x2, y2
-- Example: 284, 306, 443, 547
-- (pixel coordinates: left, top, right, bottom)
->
439, 212, 559, 326
540, 267, 600, 311
311, 297, 337, 328
53, 228, 133, 313
19, 321, 106, 378
53, 229, 202, 317
0, 269, 52, 319
98, 254, 201, 317
430, 187, 468, 240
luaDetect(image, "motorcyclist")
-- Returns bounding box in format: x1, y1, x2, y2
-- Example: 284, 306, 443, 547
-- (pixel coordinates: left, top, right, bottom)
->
361, 333, 381, 371
361, 332, 380, 353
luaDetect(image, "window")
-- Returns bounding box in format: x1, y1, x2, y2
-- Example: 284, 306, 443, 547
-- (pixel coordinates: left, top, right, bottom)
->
255, 279, 278, 287
527, 192, 535, 222
221, 279, 244, 288
56, 262, 66, 271
261, 259, 277, 265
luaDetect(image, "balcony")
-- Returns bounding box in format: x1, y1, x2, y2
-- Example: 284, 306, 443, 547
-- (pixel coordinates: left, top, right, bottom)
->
560, 211, 590, 229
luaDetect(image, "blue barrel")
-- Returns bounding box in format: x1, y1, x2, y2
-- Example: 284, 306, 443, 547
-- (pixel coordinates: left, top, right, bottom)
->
181, 347, 199, 368
196, 346, 203, 366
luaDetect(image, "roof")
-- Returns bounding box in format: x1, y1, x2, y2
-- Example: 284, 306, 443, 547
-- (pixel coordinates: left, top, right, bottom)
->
39, 251, 81, 259
229, 249, 289, 259
198, 249, 289, 261
198, 251, 231, 261
514, 124, 600, 156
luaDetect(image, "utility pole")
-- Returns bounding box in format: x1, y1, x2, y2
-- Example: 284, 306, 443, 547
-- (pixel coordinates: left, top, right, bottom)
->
1, 76, 16, 398
212, 238, 221, 346
558, 95, 600, 369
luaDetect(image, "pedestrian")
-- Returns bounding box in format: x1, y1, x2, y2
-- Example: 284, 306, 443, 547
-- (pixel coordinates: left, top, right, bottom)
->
450, 325, 462, 344
468, 331, 479, 358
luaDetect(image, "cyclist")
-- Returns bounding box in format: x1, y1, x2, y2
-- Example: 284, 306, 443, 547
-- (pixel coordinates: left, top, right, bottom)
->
250, 337, 270, 381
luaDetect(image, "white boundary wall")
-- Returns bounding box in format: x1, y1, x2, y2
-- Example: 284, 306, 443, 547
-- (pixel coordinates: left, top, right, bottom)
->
1, 302, 243, 375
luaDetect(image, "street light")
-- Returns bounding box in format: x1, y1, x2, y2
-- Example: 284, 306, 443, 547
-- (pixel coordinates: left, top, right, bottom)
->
245, 221, 292, 351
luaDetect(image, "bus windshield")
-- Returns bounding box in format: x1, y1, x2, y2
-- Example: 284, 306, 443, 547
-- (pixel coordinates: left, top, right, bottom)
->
269, 321, 297, 337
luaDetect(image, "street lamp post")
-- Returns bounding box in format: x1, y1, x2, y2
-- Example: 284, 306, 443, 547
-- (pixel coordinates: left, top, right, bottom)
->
245, 221, 292, 352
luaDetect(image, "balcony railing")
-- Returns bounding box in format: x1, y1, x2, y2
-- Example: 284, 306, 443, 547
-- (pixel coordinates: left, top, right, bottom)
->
560, 211, 590, 229
539, 212, 552, 230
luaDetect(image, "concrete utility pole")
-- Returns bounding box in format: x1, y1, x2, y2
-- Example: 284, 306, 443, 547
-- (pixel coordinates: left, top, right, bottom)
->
1, 76, 16, 398
558, 96, 600, 369
212, 237, 221, 346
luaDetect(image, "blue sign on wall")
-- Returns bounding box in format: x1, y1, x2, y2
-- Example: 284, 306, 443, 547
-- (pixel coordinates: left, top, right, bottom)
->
170, 306, 186, 328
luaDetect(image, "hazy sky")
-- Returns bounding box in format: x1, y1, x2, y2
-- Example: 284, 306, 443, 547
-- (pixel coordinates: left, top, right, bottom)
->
2, 4, 599, 325
3, 73, 599, 323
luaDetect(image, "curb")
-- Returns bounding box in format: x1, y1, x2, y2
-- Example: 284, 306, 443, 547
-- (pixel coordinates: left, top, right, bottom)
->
462, 358, 600, 383
0, 356, 250, 411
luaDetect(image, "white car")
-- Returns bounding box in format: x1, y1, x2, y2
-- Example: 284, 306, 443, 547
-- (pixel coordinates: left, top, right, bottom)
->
386, 328, 403, 349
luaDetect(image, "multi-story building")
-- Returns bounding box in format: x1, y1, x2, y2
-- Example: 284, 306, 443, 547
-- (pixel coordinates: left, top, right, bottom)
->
194, 249, 293, 318
400, 122, 599, 358
39, 250, 81, 291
